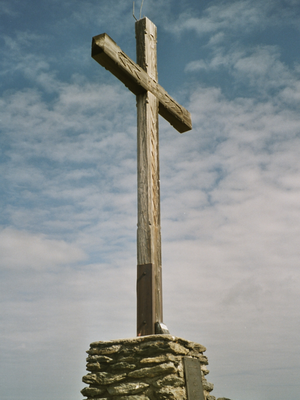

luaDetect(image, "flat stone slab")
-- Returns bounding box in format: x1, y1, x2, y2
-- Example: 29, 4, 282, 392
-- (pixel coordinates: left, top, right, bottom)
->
81, 335, 213, 400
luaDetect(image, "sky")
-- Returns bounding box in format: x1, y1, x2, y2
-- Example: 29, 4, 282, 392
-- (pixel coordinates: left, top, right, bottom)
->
1, 0, 300, 399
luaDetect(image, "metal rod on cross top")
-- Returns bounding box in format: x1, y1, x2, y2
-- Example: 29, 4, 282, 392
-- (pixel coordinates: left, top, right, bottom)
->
91, 17, 192, 336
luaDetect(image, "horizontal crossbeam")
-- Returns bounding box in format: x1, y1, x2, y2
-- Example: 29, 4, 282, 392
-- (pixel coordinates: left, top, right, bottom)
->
92, 33, 192, 133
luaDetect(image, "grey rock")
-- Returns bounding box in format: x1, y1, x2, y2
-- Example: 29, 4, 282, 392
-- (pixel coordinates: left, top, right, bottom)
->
107, 382, 149, 395
133, 340, 191, 358
110, 362, 136, 370
188, 350, 205, 358
154, 374, 185, 388
184, 341, 206, 353
196, 355, 209, 365
118, 396, 150, 400
82, 372, 126, 385
203, 380, 214, 392
156, 385, 186, 400
201, 365, 209, 375
90, 335, 206, 351
128, 362, 176, 379
86, 362, 101, 371
87, 355, 114, 363
80, 386, 106, 397
217, 398, 232, 400
91, 334, 175, 347
177, 361, 184, 378
100, 345, 122, 354
82, 335, 211, 400
135, 341, 170, 355
118, 356, 137, 363
87, 345, 121, 355
140, 354, 177, 364
82, 373, 95, 385
167, 342, 189, 355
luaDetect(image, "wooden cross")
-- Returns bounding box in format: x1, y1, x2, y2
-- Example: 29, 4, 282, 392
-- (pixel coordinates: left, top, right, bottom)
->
92, 17, 192, 336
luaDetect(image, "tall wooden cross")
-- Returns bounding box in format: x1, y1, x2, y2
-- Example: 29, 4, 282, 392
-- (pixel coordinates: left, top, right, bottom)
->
92, 17, 192, 336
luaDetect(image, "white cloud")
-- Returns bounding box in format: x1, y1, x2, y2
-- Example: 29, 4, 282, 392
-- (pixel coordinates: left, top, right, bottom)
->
1, 2, 300, 399
280, 81, 300, 105
185, 43, 300, 104
166, 0, 300, 37
232, 46, 294, 91
157, 74, 300, 372
165, 1, 265, 36
185, 59, 208, 72
0, 227, 87, 269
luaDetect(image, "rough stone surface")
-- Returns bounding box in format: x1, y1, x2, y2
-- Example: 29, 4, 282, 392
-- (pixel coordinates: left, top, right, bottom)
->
107, 382, 149, 395
81, 335, 216, 400
203, 380, 214, 392
80, 386, 106, 396
154, 374, 185, 388
82, 371, 127, 385
118, 396, 150, 400
87, 355, 114, 363
140, 354, 177, 364
156, 386, 186, 399
217, 398, 232, 400
86, 362, 101, 371
128, 362, 176, 378
111, 362, 136, 370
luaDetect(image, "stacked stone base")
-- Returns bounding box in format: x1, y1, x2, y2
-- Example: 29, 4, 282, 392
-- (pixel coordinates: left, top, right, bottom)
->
81, 334, 217, 400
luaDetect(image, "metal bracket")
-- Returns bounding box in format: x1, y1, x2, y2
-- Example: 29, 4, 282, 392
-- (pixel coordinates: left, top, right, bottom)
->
155, 322, 170, 334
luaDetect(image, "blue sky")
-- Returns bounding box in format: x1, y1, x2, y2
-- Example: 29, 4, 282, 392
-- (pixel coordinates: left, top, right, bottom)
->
1, 0, 300, 399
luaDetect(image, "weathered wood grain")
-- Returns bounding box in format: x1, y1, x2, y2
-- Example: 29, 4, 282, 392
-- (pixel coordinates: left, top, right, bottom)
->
92, 17, 192, 337
92, 32, 192, 133
136, 18, 162, 336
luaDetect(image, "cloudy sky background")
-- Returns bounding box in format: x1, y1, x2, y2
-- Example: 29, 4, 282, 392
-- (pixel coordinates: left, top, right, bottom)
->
1, 0, 300, 399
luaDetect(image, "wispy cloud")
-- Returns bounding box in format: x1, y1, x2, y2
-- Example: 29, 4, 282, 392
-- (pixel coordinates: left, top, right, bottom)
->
1, 1, 300, 400
0, 227, 86, 269
166, 0, 300, 37
185, 43, 300, 103
0, 78, 137, 253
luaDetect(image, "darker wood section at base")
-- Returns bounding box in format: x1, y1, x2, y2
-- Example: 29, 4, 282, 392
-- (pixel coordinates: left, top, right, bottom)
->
137, 263, 155, 336
184, 357, 205, 400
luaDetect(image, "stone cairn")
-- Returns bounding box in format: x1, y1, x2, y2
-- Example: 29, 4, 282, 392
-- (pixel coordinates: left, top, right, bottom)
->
81, 334, 220, 400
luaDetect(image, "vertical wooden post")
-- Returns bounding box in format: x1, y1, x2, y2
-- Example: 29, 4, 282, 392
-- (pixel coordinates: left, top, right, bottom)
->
136, 17, 163, 336
91, 18, 191, 337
